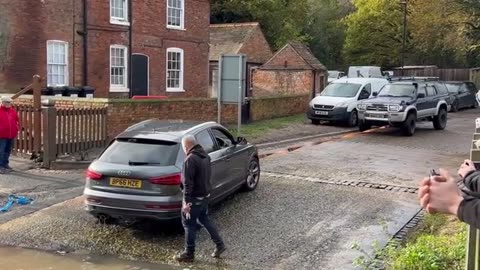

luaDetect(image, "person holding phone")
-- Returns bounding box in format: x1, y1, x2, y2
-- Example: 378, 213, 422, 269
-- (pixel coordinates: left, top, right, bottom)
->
418, 160, 480, 229
175, 135, 226, 262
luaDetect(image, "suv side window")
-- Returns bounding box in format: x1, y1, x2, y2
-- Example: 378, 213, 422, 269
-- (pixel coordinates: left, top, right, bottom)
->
435, 83, 448, 95
211, 128, 234, 150
195, 130, 215, 153
426, 85, 437, 96
417, 86, 427, 98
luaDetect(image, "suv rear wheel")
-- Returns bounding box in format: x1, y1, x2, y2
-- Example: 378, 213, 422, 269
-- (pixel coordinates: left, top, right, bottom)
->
402, 113, 416, 136
433, 108, 447, 130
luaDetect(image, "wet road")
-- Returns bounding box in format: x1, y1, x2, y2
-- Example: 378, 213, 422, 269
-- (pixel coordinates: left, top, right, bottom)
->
0, 109, 477, 270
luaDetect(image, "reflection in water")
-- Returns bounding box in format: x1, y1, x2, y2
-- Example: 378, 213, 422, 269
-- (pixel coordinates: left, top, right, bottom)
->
0, 247, 177, 270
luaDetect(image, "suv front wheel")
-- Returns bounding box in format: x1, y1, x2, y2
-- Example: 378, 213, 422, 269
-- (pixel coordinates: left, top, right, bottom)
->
402, 113, 416, 136
433, 108, 447, 130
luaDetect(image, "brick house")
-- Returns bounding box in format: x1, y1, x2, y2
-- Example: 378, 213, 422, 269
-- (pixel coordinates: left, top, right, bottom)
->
208, 22, 273, 98
0, 0, 210, 98
252, 42, 328, 98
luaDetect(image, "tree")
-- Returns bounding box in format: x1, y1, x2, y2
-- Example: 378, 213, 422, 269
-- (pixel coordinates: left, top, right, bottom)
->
343, 0, 405, 68
408, 0, 470, 67
455, 0, 480, 66
305, 0, 350, 69
210, 0, 311, 50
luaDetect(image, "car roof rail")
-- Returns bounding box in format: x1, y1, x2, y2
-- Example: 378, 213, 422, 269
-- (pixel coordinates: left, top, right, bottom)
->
390, 76, 439, 82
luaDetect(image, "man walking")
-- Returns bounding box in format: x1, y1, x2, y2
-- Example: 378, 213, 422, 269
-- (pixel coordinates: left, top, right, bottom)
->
175, 135, 226, 262
0, 96, 18, 174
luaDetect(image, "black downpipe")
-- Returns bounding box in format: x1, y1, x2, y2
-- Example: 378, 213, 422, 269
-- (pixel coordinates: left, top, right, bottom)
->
128, 0, 133, 98
82, 0, 88, 86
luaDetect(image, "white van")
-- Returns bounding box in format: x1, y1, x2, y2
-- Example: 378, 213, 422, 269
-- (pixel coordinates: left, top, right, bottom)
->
307, 78, 389, 126
348, 66, 384, 78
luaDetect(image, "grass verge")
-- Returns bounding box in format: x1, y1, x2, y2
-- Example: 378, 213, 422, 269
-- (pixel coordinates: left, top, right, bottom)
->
384, 214, 466, 270
228, 114, 306, 141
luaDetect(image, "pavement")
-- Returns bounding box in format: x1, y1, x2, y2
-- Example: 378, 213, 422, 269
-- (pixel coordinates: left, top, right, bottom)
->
0, 109, 476, 269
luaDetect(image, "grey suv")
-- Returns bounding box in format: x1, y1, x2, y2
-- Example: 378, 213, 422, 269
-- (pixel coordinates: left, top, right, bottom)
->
357, 81, 449, 136
84, 120, 260, 223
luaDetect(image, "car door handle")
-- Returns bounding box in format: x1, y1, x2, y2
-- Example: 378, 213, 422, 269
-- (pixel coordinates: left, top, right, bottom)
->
224, 157, 231, 162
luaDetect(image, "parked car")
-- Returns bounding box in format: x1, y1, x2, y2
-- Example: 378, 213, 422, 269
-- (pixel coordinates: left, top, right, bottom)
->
444, 81, 478, 112
357, 80, 449, 136
84, 120, 260, 222
307, 78, 389, 127
328, 70, 346, 83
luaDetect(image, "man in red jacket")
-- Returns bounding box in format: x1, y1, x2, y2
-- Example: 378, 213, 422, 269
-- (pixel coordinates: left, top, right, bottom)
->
0, 96, 19, 174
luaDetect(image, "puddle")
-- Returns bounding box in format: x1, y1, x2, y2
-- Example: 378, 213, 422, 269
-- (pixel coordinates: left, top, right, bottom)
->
0, 247, 179, 270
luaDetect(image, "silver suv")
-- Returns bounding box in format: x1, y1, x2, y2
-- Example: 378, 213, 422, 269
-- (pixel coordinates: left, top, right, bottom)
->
357, 81, 449, 136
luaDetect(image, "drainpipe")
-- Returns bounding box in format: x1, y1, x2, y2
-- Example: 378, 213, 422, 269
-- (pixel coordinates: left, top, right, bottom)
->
82, 0, 88, 86
128, 0, 133, 98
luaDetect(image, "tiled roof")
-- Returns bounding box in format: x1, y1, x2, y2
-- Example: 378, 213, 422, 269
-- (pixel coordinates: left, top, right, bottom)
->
209, 22, 260, 61
288, 42, 327, 71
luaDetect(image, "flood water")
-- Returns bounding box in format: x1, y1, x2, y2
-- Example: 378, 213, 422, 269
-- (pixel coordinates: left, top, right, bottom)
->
0, 247, 178, 270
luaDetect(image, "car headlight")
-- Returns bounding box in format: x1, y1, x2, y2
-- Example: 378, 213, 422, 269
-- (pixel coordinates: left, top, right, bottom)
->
357, 104, 367, 111
389, 105, 402, 112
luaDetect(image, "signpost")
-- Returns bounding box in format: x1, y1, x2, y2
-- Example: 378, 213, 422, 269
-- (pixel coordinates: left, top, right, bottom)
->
217, 54, 247, 136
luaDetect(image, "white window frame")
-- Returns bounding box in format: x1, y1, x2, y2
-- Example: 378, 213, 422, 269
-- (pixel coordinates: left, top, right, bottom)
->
110, 0, 130, 26
166, 0, 185, 30
46, 40, 69, 87
166, 48, 184, 92
110, 45, 129, 93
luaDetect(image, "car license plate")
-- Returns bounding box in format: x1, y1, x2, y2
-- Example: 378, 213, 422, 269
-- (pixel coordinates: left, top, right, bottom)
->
367, 113, 386, 118
110, 178, 142, 189
315, 111, 328, 115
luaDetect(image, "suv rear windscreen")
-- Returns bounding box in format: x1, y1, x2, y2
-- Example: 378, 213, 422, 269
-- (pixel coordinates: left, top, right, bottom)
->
98, 138, 180, 166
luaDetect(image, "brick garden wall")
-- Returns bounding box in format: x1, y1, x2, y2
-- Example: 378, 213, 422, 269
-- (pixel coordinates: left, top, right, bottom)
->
250, 94, 310, 121
11, 94, 309, 139
251, 69, 313, 97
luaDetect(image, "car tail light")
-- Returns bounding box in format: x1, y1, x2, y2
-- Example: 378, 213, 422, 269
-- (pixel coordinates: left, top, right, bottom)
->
86, 169, 103, 180
149, 174, 181, 185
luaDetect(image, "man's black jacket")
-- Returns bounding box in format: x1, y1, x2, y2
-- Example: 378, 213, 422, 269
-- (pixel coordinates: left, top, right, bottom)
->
181, 144, 212, 204
459, 170, 480, 229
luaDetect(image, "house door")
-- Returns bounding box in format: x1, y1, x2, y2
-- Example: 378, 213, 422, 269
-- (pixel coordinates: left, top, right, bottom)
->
131, 54, 149, 96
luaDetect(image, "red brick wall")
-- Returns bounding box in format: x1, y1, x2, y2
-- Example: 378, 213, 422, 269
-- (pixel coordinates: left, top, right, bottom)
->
250, 94, 310, 121
0, 0, 210, 99
0, 0, 80, 92
263, 45, 311, 70
239, 26, 273, 64
251, 69, 313, 97
10, 94, 309, 139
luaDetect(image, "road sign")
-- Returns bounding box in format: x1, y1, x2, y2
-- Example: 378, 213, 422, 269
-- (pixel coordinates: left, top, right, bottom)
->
217, 54, 247, 135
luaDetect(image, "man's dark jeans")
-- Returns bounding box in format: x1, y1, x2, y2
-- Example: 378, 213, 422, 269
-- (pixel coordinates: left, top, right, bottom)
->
0, 139, 13, 168
182, 199, 224, 253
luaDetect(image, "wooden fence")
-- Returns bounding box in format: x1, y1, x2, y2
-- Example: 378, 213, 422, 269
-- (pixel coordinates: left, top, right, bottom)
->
11, 99, 108, 167
12, 105, 40, 156
471, 68, 480, 89
392, 67, 475, 82
55, 108, 108, 156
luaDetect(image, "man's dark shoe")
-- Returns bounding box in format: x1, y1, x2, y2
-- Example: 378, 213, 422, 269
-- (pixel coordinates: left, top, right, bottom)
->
212, 245, 226, 258
0, 169, 4, 174
175, 251, 194, 262
4, 166, 12, 172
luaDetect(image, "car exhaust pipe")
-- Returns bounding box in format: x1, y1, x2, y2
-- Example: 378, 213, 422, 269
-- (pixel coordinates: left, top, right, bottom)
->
96, 214, 110, 224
